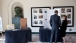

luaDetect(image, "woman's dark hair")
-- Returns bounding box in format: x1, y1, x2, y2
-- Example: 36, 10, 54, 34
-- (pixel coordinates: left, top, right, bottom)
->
63, 15, 67, 21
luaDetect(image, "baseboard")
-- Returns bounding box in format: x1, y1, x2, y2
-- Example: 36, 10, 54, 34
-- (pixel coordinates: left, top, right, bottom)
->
32, 32, 39, 34
32, 32, 76, 34
66, 32, 76, 34
1, 32, 76, 34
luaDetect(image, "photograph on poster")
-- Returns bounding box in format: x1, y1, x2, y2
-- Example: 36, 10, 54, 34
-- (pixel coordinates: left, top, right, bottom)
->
44, 11, 47, 13
39, 20, 43, 24
34, 15, 37, 19
39, 9, 42, 13
33, 9, 38, 13
67, 8, 71, 12
33, 21, 38, 24
39, 15, 43, 19
61, 14, 66, 18
31, 7, 51, 27
53, 6, 74, 27
61, 8, 65, 13
67, 14, 71, 19
67, 20, 71, 24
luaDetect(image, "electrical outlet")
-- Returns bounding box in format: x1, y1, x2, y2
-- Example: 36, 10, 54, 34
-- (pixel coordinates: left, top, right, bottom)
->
69, 29, 72, 31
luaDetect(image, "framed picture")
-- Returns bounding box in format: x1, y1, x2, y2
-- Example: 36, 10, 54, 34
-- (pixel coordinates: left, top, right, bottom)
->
53, 6, 74, 27
31, 7, 51, 27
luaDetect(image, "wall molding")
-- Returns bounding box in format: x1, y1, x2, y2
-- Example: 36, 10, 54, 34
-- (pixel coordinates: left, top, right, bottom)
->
32, 32, 76, 34
2, 32, 76, 34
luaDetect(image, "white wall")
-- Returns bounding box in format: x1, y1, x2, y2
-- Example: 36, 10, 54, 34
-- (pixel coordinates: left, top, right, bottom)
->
1, 0, 76, 32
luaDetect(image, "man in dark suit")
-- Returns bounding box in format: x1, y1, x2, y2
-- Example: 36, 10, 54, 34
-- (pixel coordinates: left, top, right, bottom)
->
50, 10, 61, 43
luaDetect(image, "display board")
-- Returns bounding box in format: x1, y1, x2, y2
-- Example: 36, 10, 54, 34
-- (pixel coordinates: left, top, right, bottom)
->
6, 24, 15, 30
20, 18, 27, 29
31, 7, 51, 27
0, 17, 3, 31
43, 9, 60, 29
53, 6, 74, 27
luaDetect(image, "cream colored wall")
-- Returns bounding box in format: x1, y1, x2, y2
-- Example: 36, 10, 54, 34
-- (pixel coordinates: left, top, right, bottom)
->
1, 0, 76, 32
0, 0, 2, 17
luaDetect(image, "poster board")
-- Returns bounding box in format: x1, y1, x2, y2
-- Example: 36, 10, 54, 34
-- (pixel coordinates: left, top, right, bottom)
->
0, 17, 3, 31
6, 24, 15, 30
53, 6, 74, 27
20, 18, 27, 29
43, 9, 61, 29
46, 9, 54, 29
31, 7, 51, 27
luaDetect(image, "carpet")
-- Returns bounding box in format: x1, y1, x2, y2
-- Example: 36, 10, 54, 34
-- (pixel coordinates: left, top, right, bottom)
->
0, 34, 76, 43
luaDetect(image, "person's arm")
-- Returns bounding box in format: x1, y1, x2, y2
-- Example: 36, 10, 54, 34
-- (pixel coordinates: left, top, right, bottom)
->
50, 16, 52, 26
59, 16, 61, 27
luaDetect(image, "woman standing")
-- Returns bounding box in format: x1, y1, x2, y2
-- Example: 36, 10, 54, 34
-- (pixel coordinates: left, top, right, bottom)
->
61, 15, 68, 43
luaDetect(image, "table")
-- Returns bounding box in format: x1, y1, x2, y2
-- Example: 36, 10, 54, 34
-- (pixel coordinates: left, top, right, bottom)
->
39, 27, 62, 42
5, 28, 32, 43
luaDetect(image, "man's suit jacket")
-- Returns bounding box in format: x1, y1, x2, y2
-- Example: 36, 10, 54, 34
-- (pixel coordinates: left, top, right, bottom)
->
50, 14, 61, 30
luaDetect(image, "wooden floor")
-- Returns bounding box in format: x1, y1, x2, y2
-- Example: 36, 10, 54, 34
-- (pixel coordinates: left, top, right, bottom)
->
0, 34, 76, 43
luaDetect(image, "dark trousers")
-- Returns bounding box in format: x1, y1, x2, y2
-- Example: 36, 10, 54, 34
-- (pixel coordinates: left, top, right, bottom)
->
50, 29, 58, 43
